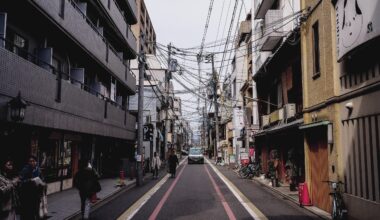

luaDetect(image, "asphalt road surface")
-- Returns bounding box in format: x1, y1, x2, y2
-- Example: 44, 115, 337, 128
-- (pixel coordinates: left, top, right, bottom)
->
88, 158, 323, 220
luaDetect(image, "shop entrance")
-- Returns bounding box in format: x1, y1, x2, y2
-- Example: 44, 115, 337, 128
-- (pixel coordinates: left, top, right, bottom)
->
307, 129, 331, 212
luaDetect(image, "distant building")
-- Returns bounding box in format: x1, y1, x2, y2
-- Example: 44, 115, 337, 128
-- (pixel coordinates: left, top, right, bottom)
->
131, 0, 156, 55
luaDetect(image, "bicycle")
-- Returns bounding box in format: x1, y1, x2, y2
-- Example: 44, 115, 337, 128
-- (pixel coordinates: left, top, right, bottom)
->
323, 180, 348, 220
238, 163, 260, 179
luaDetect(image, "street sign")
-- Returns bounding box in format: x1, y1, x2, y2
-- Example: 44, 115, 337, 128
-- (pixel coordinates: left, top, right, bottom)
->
143, 124, 154, 141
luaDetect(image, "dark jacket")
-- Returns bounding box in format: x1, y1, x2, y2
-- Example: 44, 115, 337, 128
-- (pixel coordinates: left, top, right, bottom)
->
168, 154, 179, 169
73, 167, 100, 197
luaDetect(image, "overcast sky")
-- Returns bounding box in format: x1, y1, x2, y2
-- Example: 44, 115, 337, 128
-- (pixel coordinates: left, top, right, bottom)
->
144, 0, 252, 135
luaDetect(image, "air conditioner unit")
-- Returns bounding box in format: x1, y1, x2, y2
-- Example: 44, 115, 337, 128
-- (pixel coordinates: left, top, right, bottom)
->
261, 115, 269, 128
279, 108, 284, 121
284, 103, 296, 119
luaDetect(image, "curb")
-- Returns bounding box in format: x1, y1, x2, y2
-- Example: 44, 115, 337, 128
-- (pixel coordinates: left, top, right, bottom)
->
67, 158, 187, 219
251, 178, 331, 220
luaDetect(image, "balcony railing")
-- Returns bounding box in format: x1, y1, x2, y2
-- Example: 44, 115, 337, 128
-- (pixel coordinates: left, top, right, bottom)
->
68, 0, 106, 44
69, 0, 130, 64
1, 37, 126, 110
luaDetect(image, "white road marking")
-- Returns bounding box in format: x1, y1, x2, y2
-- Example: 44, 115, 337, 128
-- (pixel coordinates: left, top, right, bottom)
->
117, 158, 187, 220
206, 159, 268, 220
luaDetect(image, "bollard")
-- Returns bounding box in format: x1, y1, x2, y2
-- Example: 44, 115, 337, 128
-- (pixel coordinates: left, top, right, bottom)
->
119, 170, 125, 186
298, 182, 312, 206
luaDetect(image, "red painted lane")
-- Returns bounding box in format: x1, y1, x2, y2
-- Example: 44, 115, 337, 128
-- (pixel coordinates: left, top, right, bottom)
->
148, 164, 186, 220
204, 165, 237, 220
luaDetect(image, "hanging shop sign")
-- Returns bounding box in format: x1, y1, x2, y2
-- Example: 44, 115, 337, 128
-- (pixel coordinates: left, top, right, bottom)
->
334, 0, 380, 61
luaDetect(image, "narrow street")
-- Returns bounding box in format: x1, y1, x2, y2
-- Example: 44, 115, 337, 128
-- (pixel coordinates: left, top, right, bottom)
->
1, 1, 379, 219
86, 159, 322, 220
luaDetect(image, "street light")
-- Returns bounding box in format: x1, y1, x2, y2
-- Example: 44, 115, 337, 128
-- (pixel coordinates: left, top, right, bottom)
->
8, 91, 28, 122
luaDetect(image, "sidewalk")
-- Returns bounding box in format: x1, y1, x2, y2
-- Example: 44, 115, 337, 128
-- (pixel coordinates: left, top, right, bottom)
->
251, 175, 332, 220
47, 178, 136, 220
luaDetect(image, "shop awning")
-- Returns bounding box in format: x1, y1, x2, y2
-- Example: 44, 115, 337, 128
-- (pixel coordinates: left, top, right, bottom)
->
254, 118, 304, 137
299, 121, 330, 130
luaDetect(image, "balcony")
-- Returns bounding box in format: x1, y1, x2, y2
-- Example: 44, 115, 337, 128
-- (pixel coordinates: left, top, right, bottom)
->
98, 0, 137, 54
31, 0, 136, 92
269, 108, 284, 123
0, 46, 135, 140
254, 0, 277, 19
260, 9, 283, 51
238, 20, 251, 39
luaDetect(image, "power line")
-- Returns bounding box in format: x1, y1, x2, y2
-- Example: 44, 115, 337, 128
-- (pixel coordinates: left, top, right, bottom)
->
199, 0, 215, 57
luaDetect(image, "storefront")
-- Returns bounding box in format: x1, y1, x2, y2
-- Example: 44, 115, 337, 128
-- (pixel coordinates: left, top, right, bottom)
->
254, 119, 305, 186
300, 122, 331, 212
0, 122, 134, 194
0, 124, 85, 194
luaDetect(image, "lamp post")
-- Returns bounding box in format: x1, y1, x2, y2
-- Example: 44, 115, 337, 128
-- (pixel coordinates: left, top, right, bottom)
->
8, 91, 28, 122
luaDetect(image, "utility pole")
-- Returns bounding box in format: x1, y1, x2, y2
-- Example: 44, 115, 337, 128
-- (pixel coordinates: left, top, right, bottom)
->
211, 54, 219, 161
197, 54, 204, 147
136, 34, 145, 186
164, 43, 172, 159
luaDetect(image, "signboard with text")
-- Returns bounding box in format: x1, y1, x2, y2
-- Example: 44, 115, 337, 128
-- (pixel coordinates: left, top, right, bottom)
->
335, 0, 380, 60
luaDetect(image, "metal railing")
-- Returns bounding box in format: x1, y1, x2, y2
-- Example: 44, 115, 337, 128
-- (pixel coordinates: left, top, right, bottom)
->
0, 37, 127, 110
68, 0, 132, 67
111, 0, 128, 23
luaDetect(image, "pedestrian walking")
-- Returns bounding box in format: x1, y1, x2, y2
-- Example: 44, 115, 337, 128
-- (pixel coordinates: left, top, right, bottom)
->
19, 156, 46, 220
151, 152, 161, 179
73, 159, 101, 220
168, 149, 179, 178
0, 159, 20, 220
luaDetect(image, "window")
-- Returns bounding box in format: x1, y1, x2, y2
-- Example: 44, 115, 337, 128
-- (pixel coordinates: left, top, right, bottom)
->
59, 0, 65, 18
312, 21, 320, 78
270, 0, 280, 9
6, 30, 28, 59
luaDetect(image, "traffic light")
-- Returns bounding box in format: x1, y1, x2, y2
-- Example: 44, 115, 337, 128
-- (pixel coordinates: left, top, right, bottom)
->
143, 124, 154, 141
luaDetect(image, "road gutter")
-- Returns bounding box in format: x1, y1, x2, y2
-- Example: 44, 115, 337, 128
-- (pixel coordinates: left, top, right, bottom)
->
251, 178, 331, 220
206, 158, 268, 220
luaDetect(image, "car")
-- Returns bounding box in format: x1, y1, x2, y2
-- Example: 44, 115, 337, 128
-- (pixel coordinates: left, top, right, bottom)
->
188, 147, 204, 164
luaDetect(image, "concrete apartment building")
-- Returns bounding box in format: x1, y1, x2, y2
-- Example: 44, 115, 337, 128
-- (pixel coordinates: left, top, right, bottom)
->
237, 12, 259, 163
131, 0, 156, 54
230, 22, 249, 163
129, 55, 165, 162
0, 0, 138, 194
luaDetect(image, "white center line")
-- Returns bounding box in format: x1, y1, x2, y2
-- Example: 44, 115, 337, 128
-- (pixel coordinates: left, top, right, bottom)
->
117, 158, 187, 220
